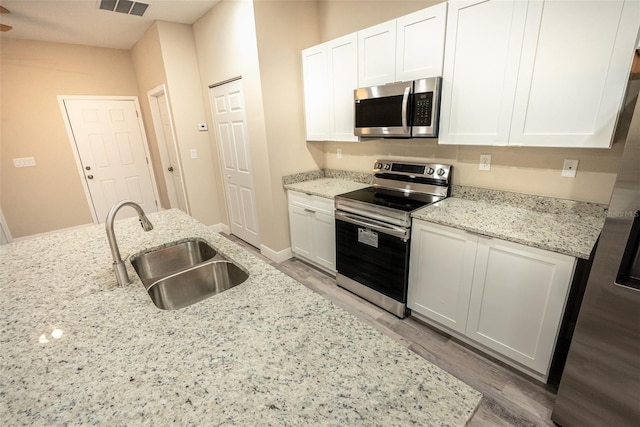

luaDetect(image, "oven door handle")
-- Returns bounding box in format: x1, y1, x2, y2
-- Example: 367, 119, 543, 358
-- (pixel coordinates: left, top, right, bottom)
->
336, 211, 409, 240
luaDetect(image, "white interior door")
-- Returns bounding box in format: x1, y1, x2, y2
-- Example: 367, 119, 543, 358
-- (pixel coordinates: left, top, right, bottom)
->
63, 99, 158, 223
149, 87, 189, 212
209, 79, 260, 247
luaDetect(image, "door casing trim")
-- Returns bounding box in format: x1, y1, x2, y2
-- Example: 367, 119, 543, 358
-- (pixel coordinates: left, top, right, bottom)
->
147, 84, 190, 214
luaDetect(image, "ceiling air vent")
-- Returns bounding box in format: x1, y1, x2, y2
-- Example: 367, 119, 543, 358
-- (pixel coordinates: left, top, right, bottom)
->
99, 0, 149, 17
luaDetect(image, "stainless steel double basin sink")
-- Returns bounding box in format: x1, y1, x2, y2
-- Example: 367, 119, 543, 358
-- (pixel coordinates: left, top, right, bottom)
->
130, 238, 248, 310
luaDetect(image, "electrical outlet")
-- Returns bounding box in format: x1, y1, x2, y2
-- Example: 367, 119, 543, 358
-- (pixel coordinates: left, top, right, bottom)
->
562, 159, 579, 178
190, 149, 198, 159
337, 148, 342, 160
479, 154, 491, 171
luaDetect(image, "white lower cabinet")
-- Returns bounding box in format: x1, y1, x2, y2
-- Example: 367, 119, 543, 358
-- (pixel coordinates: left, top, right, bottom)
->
408, 220, 576, 381
287, 191, 336, 273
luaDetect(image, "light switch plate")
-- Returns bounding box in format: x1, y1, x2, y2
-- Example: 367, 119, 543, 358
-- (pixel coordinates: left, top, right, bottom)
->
562, 159, 578, 178
479, 154, 491, 171
190, 149, 198, 159
13, 157, 36, 168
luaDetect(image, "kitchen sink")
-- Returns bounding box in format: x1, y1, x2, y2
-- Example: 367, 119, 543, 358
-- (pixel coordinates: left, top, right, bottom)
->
146, 261, 248, 310
131, 238, 219, 285
130, 238, 249, 310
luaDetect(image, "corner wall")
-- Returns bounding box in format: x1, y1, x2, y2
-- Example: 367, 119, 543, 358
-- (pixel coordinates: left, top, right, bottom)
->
252, 0, 324, 251
131, 22, 171, 209
193, 0, 281, 253
0, 39, 141, 237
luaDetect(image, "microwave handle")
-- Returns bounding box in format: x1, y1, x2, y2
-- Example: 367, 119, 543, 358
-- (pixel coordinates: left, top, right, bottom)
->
401, 86, 411, 134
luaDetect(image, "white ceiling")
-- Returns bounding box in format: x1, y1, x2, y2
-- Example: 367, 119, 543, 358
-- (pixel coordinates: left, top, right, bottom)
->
0, 0, 220, 50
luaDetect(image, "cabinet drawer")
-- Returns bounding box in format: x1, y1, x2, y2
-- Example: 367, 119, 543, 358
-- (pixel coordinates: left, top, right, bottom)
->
288, 191, 334, 215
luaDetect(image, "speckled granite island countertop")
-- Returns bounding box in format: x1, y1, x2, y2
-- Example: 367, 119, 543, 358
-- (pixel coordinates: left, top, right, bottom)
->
283, 169, 372, 199
0, 209, 481, 426
413, 187, 607, 260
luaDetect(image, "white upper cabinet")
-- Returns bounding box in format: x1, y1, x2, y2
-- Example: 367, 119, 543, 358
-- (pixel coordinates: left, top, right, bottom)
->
301, 44, 330, 141
301, 34, 358, 142
439, 0, 528, 145
358, 20, 397, 87
396, 3, 447, 81
509, 0, 640, 148
439, 0, 640, 148
301, 3, 448, 141
358, 4, 448, 87
327, 34, 359, 142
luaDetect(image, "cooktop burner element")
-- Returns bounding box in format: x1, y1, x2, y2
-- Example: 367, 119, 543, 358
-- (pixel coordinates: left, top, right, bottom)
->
338, 187, 443, 212
335, 160, 452, 228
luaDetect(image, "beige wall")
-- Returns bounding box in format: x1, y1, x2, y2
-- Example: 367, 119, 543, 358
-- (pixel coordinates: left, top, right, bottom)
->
253, 0, 325, 251
132, 21, 224, 226
317, 0, 622, 204
156, 21, 223, 225
193, 0, 305, 253
323, 141, 622, 204
0, 39, 141, 237
131, 22, 171, 209
317, 0, 440, 42
193, 0, 261, 234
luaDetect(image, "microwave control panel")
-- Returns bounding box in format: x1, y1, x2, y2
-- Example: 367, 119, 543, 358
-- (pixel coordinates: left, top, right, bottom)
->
412, 92, 433, 126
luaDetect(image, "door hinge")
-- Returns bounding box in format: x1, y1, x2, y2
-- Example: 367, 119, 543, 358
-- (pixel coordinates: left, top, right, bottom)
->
155, 200, 158, 207
136, 110, 139, 118
146, 157, 149, 164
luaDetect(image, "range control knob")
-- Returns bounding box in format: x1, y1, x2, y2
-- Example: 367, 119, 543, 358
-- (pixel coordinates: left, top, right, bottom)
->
375, 162, 383, 170
437, 168, 446, 177
384, 163, 391, 170
426, 167, 435, 175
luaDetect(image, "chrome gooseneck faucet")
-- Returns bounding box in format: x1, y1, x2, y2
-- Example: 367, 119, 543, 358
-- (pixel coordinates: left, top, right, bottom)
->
106, 200, 154, 287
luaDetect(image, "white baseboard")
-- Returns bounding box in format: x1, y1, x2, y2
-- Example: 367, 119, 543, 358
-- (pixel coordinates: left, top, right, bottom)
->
260, 244, 293, 264
209, 223, 231, 234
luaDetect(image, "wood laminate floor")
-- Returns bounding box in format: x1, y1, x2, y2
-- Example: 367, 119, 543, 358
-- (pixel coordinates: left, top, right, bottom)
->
224, 234, 558, 426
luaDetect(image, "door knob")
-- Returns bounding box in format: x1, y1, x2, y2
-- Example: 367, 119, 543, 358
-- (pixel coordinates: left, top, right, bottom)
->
168, 166, 174, 172
87, 175, 94, 180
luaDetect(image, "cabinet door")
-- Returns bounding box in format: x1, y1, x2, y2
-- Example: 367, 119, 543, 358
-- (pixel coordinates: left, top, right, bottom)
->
327, 34, 358, 142
313, 210, 336, 272
466, 237, 575, 376
509, 0, 640, 148
288, 204, 314, 260
396, 3, 447, 81
301, 44, 330, 141
358, 20, 397, 87
408, 221, 477, 334
438, 0, 528, 145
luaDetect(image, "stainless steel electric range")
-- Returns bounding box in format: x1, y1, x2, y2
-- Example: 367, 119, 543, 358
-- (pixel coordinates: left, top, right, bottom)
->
334, 160, 452, 318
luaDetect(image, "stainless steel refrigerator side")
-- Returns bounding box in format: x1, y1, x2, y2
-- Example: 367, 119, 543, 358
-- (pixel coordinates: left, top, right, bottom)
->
551, 90, 640, 425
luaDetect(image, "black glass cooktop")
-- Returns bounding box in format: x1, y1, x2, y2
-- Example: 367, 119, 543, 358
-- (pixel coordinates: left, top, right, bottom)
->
337, 187, 443, 212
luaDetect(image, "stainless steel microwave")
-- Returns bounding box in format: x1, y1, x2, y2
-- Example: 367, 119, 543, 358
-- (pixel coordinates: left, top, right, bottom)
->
354, 77, 441, 138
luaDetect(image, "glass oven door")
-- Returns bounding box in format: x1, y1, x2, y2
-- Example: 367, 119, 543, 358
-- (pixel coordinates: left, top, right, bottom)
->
335, 211, 410, 303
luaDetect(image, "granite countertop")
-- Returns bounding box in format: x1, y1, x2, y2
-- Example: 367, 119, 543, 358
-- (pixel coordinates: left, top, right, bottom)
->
284, 178, 371, 199
283, 169, 372, 199
0, 209, 481, 425
282, 170, 605, 260
413, 187, 606, 260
